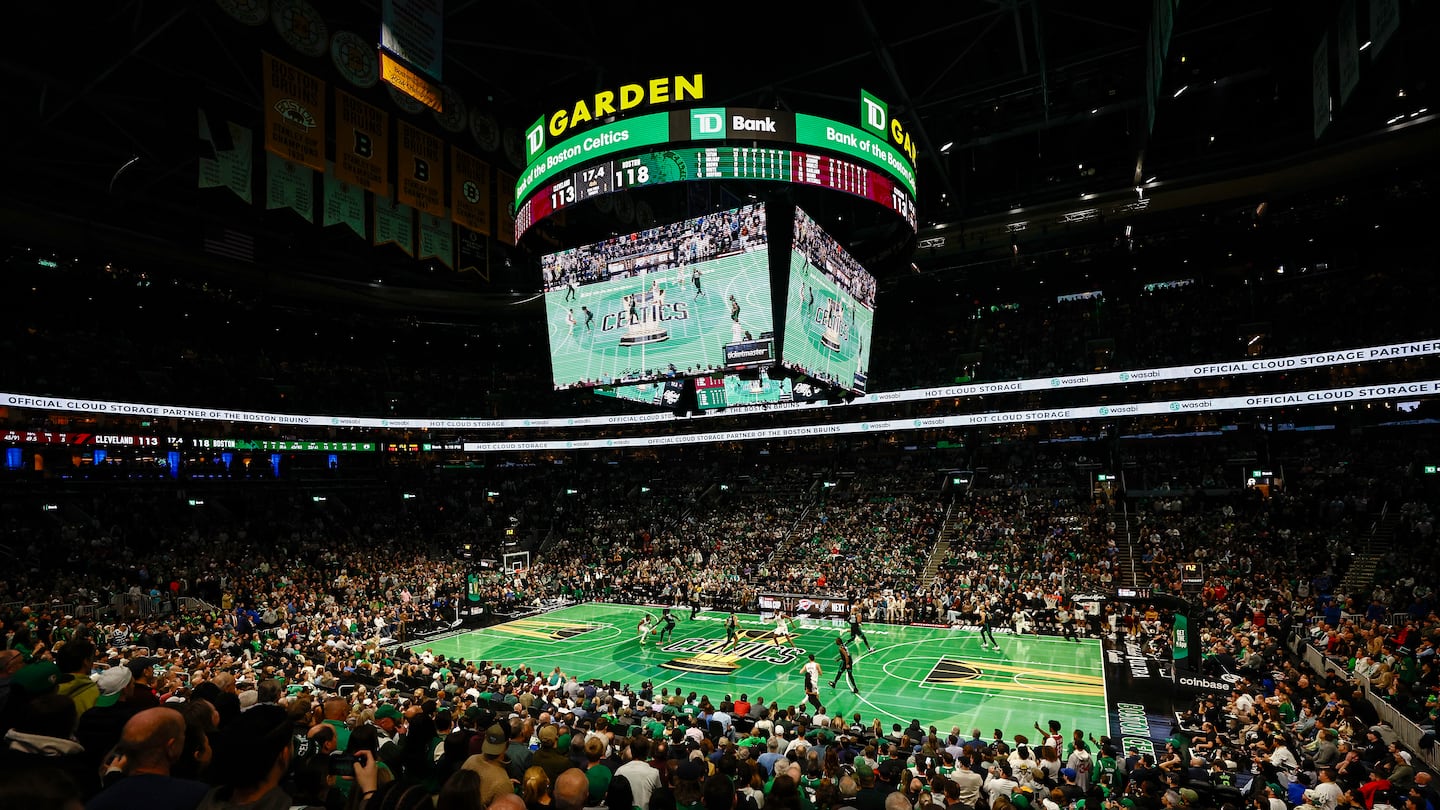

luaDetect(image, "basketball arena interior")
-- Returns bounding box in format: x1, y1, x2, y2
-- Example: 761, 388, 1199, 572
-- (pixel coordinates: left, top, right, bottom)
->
1, 3, 1438, 810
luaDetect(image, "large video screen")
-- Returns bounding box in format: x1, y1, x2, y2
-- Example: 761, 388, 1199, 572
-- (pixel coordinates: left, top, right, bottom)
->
541, 203, 774, 390
780, 206, 876, 393
593, 379, 685, 409
695, 371, 788, 410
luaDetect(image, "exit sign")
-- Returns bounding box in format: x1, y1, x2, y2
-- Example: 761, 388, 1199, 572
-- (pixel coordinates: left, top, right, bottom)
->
1426, 466, 1438, 475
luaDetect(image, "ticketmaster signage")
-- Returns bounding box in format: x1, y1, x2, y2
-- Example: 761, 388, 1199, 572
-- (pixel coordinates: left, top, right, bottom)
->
3, 338, 1438, 432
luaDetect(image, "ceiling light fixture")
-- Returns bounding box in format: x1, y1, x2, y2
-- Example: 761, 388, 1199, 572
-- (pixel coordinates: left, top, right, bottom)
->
1173, 85, 1188, 98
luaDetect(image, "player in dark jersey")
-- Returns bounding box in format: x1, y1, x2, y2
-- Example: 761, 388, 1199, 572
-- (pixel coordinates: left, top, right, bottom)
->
723, 611, 740, 651
659, 608, 678, 642
830, 635, 859, 693
847, 606, 874, 652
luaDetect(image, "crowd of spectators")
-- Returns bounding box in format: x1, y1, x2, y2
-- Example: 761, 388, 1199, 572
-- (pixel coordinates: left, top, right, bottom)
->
1, 431, 1437, 809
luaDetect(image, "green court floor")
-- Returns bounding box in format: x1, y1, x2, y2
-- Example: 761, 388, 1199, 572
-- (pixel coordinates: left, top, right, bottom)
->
412, 603, 1109, 740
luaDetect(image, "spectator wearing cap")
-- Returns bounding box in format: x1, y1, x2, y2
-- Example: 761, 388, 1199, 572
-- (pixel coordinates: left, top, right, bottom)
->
86, 706, 210, 810
1056, 768, 1084, 804
75, 664, 138, 780
535, 723, 571, 784
196, 702, 299, 809
856, 759, 891, 810
463, 722, 520, 807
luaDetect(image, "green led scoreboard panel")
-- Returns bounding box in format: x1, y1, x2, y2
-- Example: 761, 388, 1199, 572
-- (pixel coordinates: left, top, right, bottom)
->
514, 108, 917, 241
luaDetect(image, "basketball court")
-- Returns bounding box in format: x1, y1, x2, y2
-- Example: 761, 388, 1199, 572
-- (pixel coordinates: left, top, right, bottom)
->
410, 603, 1108, 739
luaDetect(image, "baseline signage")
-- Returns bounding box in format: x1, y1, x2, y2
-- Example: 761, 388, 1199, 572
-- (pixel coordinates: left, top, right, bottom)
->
757, 592, 852, 621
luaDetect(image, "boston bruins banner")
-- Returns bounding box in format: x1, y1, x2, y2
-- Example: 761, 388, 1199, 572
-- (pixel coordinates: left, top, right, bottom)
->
397, 121, 445, 217
450, 145, 492, 236
262, 52, 326, 172
333, 88, 390, 196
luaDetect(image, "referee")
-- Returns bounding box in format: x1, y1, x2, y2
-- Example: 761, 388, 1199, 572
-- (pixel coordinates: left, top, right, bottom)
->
829, 636, 859, 694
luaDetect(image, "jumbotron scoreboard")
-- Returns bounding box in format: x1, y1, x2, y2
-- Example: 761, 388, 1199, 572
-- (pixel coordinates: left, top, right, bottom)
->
516, 145, 915, 238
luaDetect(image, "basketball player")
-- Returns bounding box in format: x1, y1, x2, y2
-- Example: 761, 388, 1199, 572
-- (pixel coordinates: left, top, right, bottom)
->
847, 606, 874, 652
723, 611, 740, 651
659, 608, 678, 642
564, 273, 578, 301
729, 295, 741, 324
830, 636, 859, 694
692, 266, 705, 298
566, 308, 576, 335
802, 654, 823, 711
638, 614, 655, 646
773, 612, 796, 647
582, 306, 594, 331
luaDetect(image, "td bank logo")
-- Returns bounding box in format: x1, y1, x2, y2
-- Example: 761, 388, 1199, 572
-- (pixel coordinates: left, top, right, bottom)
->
690, 108, 727, 139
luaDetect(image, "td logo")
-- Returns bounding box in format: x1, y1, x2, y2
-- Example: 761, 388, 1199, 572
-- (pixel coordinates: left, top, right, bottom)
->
690, 108, 726, 139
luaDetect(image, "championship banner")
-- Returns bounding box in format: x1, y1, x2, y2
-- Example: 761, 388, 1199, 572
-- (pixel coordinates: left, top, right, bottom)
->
265, 152, 315, 223
495, 169, 516, 246
262, 52, 326, 172
198, 110, 254, 204
419, 211, 454, 269
333, 89, 390, 196
397, 121, 445, 217
457, 227, 488, 280
451, 146, 492, 235
380, 0, 444, 81
374, 195, 415, 256
323, 163, 366, 239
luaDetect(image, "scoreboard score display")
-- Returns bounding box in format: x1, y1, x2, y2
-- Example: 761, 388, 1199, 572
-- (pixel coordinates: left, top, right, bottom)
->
515, 146, 915, 240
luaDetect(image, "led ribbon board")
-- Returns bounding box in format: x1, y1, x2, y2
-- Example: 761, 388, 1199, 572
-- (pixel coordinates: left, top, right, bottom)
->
512, 107, 918, 240
514, 145, 916, 241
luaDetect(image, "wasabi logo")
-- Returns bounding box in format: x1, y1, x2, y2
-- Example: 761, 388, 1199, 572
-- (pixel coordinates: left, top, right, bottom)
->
1051, 378, 1061, 387
913, 420, 922, 427
331, 417, 340, 425
1098, 407, 1109, 416
1169, 402, 1181, 411
1119, 372, 1130, 382
691, 108, 726, 138
861, 423, 870, 430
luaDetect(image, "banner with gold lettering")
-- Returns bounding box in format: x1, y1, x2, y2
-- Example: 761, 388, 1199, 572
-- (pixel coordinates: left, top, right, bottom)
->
374, 194, 415, 256
419, 211, 454, 269
262, 52, 326, 172
198, 110, 254, 204
323, 163, 366, 239
450, 145, 492, 236
266, 152, 315, 223
333, 89, 389, 196
496, 169, 516, 246
396, 121, 445, 217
